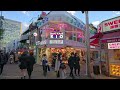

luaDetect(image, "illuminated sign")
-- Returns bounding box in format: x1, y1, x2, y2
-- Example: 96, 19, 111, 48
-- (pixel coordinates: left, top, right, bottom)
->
33, 32, 37, 36
36, 40, 47, 45
110, 64, 120, 76
49, 40, 63, 44
50, 32, 63, 39
108, 42, 120, 49
37, 15, 85, 30
98, 17, 120, 32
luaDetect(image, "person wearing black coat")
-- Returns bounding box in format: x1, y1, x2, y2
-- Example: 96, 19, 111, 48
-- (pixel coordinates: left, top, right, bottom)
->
68, 52, 75, 77
26, 52, 35, 79
0, 52, 7, 75
74, 53, 80, 76
19, 51, 28, 79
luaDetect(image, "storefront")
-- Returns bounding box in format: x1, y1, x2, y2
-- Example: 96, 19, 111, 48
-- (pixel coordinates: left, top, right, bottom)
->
34, 11, 99, 78
35, 12, 87, 65
98, 16, 120, 77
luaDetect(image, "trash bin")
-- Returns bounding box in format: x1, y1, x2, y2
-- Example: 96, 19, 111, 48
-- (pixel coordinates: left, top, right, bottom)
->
93, 65, 100, 75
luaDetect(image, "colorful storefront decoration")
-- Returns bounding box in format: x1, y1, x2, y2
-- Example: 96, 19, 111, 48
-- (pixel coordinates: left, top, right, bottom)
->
37, 15, 85, 31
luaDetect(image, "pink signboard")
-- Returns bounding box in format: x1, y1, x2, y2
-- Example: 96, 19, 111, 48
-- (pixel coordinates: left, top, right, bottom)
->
108, 42, 120, 49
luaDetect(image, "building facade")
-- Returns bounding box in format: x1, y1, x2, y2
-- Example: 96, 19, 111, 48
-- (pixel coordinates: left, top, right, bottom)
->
27, 11, 98, 66
0, 17, 21, 52
97, 16, 120, 77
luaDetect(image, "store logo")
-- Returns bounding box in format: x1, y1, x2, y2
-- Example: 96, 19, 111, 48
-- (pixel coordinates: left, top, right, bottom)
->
50, 32, 63, 39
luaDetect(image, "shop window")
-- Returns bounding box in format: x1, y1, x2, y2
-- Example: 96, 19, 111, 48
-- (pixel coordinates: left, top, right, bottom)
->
65, 31, 72, 40
72, 33, 77, 41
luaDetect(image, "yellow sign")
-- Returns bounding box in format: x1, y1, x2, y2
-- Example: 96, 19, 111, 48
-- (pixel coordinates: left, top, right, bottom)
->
110, 64, 120, 76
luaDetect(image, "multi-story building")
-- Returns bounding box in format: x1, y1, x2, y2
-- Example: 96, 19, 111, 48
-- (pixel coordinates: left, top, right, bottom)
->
27, 11, 98, 65
0, 16, 22, 52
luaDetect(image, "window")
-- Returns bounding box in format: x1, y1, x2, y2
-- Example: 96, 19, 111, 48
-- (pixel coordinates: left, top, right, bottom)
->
65, 31, 72, 40
72, 33, 77, 41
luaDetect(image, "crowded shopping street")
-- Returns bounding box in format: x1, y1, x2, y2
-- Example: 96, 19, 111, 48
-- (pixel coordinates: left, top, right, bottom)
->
0, 11, 120, 79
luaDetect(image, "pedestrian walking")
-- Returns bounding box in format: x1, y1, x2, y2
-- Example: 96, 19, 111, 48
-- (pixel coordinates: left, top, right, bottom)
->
68, 52, 75, 77
41, 54, 49, 77
5, 52, 9, 63
26, 52, 35, 79
0, 51, 7, 75
59, 62, 67, 79
15, 52, 19, 64
74, 53, 80, 76
9, 54, 14, 64
55, 53, 61, 78
51, 55, 57, 69
18, 51, 28, 79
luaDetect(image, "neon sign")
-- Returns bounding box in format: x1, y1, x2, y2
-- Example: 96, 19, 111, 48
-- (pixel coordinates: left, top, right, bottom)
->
50, 33, 63, 39
49, 40, 63, 44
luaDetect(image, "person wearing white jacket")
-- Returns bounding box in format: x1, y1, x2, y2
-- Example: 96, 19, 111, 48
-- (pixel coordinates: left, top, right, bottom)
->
55, 53, 62, 78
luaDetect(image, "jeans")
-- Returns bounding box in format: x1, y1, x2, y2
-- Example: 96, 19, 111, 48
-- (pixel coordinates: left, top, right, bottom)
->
42, 65, 47, 76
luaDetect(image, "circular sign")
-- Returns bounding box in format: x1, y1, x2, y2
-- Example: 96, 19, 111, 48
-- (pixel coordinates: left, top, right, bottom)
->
33, 32, 37, 36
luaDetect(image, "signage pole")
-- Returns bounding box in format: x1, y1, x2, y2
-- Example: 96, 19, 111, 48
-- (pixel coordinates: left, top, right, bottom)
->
85, 11, 91, 77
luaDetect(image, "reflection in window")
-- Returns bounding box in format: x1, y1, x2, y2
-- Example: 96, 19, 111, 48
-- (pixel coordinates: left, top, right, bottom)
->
65, 32, 72, 40
73, 33, 77, 41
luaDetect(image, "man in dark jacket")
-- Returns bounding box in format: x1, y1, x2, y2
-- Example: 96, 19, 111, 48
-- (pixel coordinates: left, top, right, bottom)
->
74, 53, 80, 76
68, 52, 75, 77
0, 52, 7, 75
26, 52, 35, 79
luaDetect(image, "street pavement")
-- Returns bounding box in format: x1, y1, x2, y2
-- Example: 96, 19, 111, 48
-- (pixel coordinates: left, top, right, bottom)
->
0, 63, 117, 79
0, 63, 90, 79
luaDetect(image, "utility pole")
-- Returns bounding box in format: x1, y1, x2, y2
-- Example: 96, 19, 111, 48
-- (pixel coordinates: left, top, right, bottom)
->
82, 11, 91, 77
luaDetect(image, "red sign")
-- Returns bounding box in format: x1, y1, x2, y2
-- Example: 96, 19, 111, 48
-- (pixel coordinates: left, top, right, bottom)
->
97, 24, 103, 33
102, 17, 120, 32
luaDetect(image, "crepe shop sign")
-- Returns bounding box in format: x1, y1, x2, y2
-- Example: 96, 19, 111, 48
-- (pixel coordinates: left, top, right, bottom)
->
103, 17, 120, 32
49, 23, 67, 29
108, 42, 120, 49
50, 32, 63, 39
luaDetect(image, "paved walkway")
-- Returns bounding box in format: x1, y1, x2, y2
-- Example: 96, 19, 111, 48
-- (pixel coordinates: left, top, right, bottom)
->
0, 63, 117, 79
0, 63, 89, 79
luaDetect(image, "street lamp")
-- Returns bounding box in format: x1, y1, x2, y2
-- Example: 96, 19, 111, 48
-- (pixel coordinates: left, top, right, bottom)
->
82, 11, 91, 77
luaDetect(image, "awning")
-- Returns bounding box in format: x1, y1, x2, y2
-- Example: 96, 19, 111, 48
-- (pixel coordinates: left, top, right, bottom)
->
90, 32, 103, 39
101, 31, 120, 43
90, 38, 99, 47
